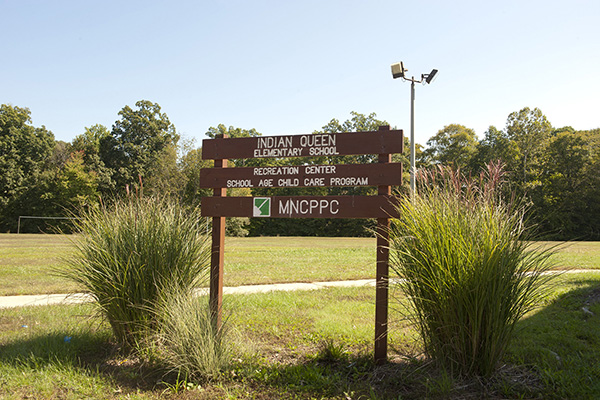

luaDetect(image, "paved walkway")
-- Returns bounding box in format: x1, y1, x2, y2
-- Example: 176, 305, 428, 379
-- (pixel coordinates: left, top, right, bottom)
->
0, 279, 377, 309
2, 269, 598, 310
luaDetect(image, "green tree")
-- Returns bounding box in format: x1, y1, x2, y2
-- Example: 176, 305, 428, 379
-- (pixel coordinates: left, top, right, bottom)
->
537, 128, 599, 238
72, 124, 110, 154
505, 107, 552, 184
205, 124, 261, 139
179, 147, 212, 205
100, 100, 179, 194
9, 151, 100, 233
470, 126, 518, 173
581, 128, 600, 239
205, 124, 267, 168
5, 170, 57, 233
54, 151, 99, 211
49, 140, 72, 170
423, 124, 478, 169
143, 143, 184, 197
72, 124, 113, 194
0, 104, 55, 231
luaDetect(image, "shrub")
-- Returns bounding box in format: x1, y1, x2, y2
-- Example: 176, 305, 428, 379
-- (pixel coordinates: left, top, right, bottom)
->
61, 196, 210, 348
389, 163, 556, 377
154, 288, 231, 381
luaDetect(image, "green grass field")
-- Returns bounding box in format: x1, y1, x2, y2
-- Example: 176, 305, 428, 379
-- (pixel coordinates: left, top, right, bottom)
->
2, 273, 600, 399
225, 236, 375, 286
2, 235, 600, 398
0, 234, 79, 295
1, 234, 599, 296
0, 234, 376, 296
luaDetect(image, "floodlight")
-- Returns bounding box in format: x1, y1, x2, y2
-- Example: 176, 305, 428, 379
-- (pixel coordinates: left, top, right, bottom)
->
391, 63, 439, 196
391, 62, 406, 79
425, 69, 438, 84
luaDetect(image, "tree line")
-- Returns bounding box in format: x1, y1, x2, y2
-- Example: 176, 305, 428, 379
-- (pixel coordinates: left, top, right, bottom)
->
1, 101, 598, 239
422, 107, 600, 240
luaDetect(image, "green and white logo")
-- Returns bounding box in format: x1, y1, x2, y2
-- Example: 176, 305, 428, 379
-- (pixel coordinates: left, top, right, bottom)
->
253, 197, 271, 217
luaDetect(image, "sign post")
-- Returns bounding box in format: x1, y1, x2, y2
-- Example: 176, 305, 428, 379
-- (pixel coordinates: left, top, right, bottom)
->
201, 126, 403, 364
375, 148, 391, 364
209, 134, 227, 328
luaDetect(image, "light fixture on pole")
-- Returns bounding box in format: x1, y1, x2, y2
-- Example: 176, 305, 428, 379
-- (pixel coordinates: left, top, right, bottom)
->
391, 62, 438, 197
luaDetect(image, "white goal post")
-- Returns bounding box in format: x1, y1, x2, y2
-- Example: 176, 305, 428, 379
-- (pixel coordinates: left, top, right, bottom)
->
17, 216, 78, 234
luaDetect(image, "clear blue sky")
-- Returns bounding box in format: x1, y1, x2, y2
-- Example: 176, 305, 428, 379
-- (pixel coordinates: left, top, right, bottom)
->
2, 0, 599, 147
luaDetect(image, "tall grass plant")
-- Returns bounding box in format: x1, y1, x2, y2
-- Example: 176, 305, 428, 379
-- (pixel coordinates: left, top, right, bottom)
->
153, 287, 232, 381
60, 196, 210, 348
390, 163, 556, 377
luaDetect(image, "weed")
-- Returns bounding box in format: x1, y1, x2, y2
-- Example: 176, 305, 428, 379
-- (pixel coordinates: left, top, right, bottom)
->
315, 338, 349, 363
424, 369, 454, 396
160, 369, 203, 395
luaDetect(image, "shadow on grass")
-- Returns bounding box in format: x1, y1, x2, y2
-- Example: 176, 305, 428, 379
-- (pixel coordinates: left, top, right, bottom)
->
234, 349, 541, 400
506, 276, 600, 400
0, 329, 163, 393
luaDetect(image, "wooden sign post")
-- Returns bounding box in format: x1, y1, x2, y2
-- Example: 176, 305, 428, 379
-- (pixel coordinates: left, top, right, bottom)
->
201, 126, 403, 364
209, 146, 227, 329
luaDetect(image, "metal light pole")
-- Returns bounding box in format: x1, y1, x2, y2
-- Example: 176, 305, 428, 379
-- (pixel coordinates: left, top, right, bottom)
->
391, 62, 438, 197
410, 79, 416, 195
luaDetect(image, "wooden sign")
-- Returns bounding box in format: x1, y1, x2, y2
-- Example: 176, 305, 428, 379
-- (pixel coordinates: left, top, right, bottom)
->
202, 126, 403, 365
201, 195, 400, 219
202, 129, 403, 160
199, 163, 403, 189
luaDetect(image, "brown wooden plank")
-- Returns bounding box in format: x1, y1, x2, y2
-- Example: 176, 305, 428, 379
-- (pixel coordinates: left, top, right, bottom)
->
201, 195, 400, 219
199, 163, 403, 189
202, 129, 403, 160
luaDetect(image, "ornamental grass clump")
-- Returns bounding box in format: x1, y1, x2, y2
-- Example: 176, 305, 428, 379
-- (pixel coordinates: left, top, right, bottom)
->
390, 163, 556, 377
62, 196, 210, 348
153, 287, 232, 381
